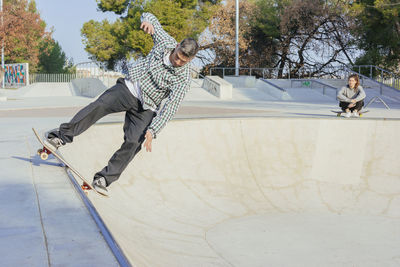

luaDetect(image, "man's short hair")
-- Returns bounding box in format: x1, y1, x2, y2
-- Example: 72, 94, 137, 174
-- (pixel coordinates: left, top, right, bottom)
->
179, 38, 199, 58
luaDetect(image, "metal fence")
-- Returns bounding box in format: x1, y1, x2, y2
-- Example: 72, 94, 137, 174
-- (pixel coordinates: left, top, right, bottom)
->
29, 61, 115, 84
29, 73, 78, 83
210, 65, 399, 88
209, 66, 348, 79
29, 72, 123, 88
351, 65, 400, 90
290, 79, 338, 96
210, 67, 288, 79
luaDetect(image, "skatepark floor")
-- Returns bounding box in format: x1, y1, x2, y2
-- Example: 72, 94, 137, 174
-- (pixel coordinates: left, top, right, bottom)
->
1, 89, 400, 266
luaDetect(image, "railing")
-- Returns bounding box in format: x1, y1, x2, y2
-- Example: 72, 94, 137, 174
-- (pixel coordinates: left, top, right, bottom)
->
351, 65, 400, 90
290, 79, 338, 96
341, 67, 399, 95
208, 65, 400, 99
210, 67, 290, 79
259, 78, 287, 92
29, 72, 122, 88
29, 61, 117, 85
365, 96, 390, 110
29, 73, 78, 83
209, 66, 349, 79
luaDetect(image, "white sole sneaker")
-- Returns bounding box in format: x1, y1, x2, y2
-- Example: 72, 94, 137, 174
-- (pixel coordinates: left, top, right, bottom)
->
92, 179, 109, 196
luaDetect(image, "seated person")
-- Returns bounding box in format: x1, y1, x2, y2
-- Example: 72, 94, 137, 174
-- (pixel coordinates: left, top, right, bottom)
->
337, 74, 366, 117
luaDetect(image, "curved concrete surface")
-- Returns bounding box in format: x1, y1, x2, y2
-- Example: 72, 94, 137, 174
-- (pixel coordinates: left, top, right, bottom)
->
71, 78, 107, 98
60, 118, 400, 266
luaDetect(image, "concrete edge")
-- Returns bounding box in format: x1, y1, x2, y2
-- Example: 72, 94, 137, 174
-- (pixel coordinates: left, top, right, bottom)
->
65, 169, 132, 267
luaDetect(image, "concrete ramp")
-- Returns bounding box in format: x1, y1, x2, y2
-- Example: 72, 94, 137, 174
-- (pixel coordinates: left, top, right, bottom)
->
285, 87, 335, 103
22, 83, 73, 97
71, 78, 107, 98
60, 118, 400, 266
0, 82, 73, 98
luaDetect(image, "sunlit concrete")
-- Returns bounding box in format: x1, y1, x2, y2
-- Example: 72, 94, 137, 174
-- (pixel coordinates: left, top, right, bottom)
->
60, 118, 400, 267
0, 117, 119, 266
2, 77, 400, 266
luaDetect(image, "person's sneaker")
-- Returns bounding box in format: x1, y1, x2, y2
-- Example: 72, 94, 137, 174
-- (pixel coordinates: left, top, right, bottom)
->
45, 130, 65, 150
92, 177, 109, 196
352, 111, 359, 117
344, 112, 351, 118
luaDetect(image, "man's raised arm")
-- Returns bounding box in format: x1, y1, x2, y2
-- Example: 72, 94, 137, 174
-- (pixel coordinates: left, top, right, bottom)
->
140, 12, 176, 46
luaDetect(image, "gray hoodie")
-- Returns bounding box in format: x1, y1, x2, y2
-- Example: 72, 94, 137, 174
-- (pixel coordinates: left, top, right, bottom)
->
337, 85, 366, 103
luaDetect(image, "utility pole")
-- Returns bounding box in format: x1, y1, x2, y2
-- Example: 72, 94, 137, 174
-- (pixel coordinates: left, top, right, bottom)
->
235, 0, 239, 76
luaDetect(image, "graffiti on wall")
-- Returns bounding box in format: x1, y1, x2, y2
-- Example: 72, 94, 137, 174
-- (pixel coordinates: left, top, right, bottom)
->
203, 78, 219, 96
4, 63, 29, 87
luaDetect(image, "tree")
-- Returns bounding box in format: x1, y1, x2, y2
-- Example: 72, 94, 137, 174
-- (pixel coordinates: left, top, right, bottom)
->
0, 0, 50, 72
81, 0, 220, 69
202, 0, 270, 73
37, 39, 74, 73
349, 0, 400, 73
204, 0, 357, 78
274, 0, 356, 77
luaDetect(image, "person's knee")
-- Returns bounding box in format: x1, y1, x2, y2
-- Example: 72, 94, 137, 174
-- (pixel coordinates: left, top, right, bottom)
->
355, 101, 364, 110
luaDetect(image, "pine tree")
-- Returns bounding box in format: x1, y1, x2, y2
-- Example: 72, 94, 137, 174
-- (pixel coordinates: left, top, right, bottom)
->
81, 0, 220, 69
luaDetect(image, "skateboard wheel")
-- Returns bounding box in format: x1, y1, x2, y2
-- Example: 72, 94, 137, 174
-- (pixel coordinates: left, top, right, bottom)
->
337, 113, 341, 117
81, 184, 91, 191
360, 113, 363, 117
40, 152, 48, 160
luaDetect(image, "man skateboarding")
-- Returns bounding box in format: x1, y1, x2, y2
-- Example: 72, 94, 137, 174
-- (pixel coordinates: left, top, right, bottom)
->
45, 12, 199, 195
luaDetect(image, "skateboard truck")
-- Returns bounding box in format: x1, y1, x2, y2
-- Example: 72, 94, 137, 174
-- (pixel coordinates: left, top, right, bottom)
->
37, 147, 52, 160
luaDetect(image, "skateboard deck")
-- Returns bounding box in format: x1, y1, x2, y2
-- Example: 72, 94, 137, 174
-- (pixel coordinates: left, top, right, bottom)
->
32, 128, 108, 197
331, 110, 369, 117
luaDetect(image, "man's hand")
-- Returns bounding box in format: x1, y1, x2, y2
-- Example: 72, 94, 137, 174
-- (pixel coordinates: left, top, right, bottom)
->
143, 130, 153, 152
140, 22, 154, 35
348, 103, 356, 108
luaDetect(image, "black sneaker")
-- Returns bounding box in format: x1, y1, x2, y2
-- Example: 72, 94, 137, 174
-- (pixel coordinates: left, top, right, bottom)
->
45, 130, 65, 150
92, 177, 109, 196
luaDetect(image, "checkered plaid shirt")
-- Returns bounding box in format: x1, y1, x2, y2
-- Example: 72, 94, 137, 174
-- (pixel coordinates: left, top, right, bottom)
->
122, 12, 191, 138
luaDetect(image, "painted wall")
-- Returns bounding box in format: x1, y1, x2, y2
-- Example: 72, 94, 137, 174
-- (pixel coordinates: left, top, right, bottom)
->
4, 63, 29, 87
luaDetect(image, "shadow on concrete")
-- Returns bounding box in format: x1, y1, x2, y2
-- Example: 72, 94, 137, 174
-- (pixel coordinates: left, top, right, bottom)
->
12, 155, 63, 167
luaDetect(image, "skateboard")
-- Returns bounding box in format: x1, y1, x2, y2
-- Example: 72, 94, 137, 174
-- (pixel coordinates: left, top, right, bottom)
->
32, 128, 108, 197
331, 110, 369, 117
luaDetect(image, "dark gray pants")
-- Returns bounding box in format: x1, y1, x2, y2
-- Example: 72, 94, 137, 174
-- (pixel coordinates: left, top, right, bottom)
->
53, 78, 155, 186
339, 100, 364, 112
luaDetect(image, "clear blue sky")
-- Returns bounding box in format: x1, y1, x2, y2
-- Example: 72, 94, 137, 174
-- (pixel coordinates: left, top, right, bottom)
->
35, 0, 118, 65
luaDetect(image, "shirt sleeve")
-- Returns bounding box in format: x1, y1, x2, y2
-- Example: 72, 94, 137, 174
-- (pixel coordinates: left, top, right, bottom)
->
354, 86, 366, 102
148, 81, 189, 138
141, 12, 176, 47
337, 86, 351, 102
